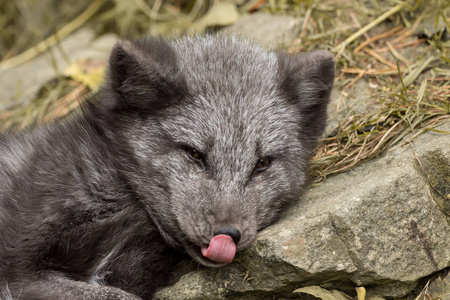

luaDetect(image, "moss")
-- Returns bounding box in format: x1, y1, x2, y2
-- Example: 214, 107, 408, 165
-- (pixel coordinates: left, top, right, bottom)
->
415, 150, 450, 224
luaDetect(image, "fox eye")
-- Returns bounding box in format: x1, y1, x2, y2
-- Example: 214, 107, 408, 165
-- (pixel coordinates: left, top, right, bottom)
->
254, 157, 272, 172
186, 147, 203, 161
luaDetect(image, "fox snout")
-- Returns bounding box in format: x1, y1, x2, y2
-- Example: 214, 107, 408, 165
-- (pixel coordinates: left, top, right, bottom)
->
214, 226, 241, 244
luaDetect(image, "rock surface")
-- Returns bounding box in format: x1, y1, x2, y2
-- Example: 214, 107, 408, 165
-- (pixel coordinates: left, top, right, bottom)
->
426, 271, 450, 300
154, 121, 450, 300
222, 13, 302, 48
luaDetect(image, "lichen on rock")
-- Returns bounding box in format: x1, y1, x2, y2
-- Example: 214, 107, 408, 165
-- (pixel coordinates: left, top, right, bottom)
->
415, 150, 450, 225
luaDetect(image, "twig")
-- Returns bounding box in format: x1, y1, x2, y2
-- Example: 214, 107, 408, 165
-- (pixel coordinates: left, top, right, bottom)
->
363, 47, 396, 68
300, 4, 316, 37
342, 67, 403, 75
369, 121, 401, 155
375, 38, 427, 53
386, 41, 410, 65
344, 71, 366, 89
334, 3, 405, 54
354, 25, 404, 53
133, 0, 165, 20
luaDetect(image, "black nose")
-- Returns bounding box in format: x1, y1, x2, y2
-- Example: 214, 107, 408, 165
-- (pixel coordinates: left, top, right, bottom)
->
214, 226, 241, 244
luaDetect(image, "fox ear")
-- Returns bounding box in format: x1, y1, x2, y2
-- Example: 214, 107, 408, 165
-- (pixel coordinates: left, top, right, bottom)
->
277, 50, 335, 140
106, 38, 185, 112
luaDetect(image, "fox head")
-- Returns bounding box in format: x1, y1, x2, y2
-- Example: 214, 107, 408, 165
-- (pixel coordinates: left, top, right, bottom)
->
103, 36, 334, 267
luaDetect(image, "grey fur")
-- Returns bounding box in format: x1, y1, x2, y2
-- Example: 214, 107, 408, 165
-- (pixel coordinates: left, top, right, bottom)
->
0, 35, 334, 299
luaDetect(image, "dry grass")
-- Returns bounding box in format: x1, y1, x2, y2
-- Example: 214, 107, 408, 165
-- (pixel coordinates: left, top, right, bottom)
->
0, 79, 89, 133
277, 0, 450, 181
310, 78, 450, 181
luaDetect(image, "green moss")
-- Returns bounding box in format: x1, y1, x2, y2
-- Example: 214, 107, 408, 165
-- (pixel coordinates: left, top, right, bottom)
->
415, 150, 450, 223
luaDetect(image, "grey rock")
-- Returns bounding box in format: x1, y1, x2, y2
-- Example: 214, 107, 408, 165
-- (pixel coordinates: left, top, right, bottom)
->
415, 14, 448, 40
325, 79, 379, 137
426, 271, 450, 300
222, 13, 302, 48
154, 122, 450, 300
0, 29, 118, 109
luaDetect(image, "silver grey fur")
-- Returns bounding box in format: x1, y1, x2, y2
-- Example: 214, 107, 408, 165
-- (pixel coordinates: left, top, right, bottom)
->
0, 35, 334, 299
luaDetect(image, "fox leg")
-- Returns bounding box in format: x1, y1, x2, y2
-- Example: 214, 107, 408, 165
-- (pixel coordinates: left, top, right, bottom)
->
3, 273, 141, 300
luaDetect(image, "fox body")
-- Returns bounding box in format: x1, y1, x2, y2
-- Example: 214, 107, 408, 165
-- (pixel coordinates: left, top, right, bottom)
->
0, 36, 334, 299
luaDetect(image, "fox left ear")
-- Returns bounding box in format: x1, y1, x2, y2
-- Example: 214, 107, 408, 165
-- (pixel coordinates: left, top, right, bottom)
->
277, 50, 335, 142
106, 38, 186, 113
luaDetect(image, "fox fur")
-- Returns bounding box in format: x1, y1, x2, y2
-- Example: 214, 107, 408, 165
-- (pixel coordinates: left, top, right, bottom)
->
0, 35, 334, 299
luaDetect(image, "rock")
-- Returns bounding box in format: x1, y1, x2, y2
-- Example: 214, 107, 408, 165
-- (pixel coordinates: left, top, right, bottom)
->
415, 150, 450, 225
426, 270, 450, 300
0, 29, 118, 109
188, 2, 240, 34
324, 79, 380, 137
222, 13, 302, 48
414, 14, 448, 41
294, 286, 386, 300
154, 122, 450, 300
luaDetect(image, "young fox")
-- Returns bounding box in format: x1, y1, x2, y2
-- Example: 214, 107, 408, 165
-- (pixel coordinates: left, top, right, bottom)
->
0, 36, 334, 299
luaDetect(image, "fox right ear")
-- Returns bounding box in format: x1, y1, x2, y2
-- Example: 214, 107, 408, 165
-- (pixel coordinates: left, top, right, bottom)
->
277, 50, 335, 142
106, 39, 185, 112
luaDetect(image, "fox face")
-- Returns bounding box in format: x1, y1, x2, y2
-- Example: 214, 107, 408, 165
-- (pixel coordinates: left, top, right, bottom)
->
106, 36, 334, 267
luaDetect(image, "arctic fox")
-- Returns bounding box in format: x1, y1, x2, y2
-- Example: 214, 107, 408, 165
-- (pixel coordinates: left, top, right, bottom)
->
0, 35, 334, 299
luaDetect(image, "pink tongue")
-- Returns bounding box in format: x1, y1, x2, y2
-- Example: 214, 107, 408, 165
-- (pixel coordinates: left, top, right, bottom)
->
201, 235, 236, 263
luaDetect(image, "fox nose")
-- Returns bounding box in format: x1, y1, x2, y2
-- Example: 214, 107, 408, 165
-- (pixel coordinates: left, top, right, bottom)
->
214, 226, 241, 244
